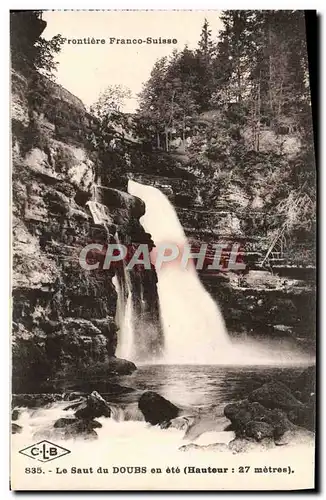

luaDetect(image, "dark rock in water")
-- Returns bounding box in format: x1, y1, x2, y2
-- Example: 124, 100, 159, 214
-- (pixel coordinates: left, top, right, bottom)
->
138, 391, 180, 425
224, 400, 252, 431
107, 357, 137, 375
267, 409, 294, 440
53, 416, 102, 439
287, 405, 315, 431
54, 417, 77, 428
54, 417, 101, 429
73, 391, 111, 420
248, 381, 315, 431
224, 399, 294, 442
244, 421, 274, 441
12, 409, 20, 421
248, 382, 305, 411
292, 366, 316, 404
12, 423, 23, 434
225, 378, 315, 444
88, 419, 102, 429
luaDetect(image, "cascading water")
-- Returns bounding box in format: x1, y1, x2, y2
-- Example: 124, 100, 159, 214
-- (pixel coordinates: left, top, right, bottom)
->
87, 189, 136, 361
85, 181, 312, 366
128, 180, 314, 366
128, 180, 231, 364
112, 237, 135, 361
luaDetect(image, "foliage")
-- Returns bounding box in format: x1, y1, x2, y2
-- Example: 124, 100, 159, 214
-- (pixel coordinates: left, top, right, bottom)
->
136, 11, 315, 256
10, 10, 63, 79
34, 34, 63, 79
90, 84, 132, 118
88, 85, 134, 188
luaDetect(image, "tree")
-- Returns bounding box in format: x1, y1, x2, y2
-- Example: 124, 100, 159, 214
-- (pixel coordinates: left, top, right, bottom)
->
137, 50, 202, 150
88, 85, 133, 188
34, 33, 63, 79
90, 84, 132, 118
198, 18, 215, 62
10, 10, 63, 79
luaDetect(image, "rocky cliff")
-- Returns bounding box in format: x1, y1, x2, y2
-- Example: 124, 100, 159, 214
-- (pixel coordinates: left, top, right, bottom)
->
11, 69, 162, 393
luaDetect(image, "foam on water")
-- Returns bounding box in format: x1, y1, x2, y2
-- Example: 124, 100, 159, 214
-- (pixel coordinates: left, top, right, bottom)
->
12, 402, 314, 481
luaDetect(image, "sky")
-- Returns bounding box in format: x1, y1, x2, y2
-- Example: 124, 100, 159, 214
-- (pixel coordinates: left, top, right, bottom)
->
42, 10, 222, 112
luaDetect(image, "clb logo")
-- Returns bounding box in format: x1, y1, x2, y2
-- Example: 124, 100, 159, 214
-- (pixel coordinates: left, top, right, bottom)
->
19, 440, 70, 462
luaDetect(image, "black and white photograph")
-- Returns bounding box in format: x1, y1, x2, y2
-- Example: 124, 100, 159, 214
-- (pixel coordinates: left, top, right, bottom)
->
10, 9, 317, 491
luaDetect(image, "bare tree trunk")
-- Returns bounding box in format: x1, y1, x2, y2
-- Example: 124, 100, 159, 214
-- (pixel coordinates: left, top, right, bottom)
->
268, 23, 273, 117
157, 131, 160, 149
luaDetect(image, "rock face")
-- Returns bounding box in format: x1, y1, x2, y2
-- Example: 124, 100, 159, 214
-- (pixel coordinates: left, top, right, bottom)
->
224, 376, 315, 447
11, 68, 161, 393
138, 391, 180, 425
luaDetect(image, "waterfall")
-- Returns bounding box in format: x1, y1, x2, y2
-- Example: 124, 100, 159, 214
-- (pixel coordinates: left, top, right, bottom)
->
87, 191, 136, 361
128, 180, 231, 364
85, 182, 313, 366
112, 236, 135, 361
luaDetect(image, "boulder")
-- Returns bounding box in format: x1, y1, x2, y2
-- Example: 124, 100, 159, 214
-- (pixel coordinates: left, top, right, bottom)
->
53, 417, 101, 440
138, 391, 180, 426
248, 382, 304, 412
12, 409, 20, 421
70, 391, 111, 420
224, 399, 294, 442
244, 421, 274, 441
248, 381, 315, 431
287, 405, 315, 431
12, 423, 23, 434
292, 366, 316, 403
106, 357, 137, 375
54, 417, 102, 430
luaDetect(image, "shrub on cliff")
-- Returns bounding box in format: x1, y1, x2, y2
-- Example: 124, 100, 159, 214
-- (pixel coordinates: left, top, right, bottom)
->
10, 11, 63, 79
